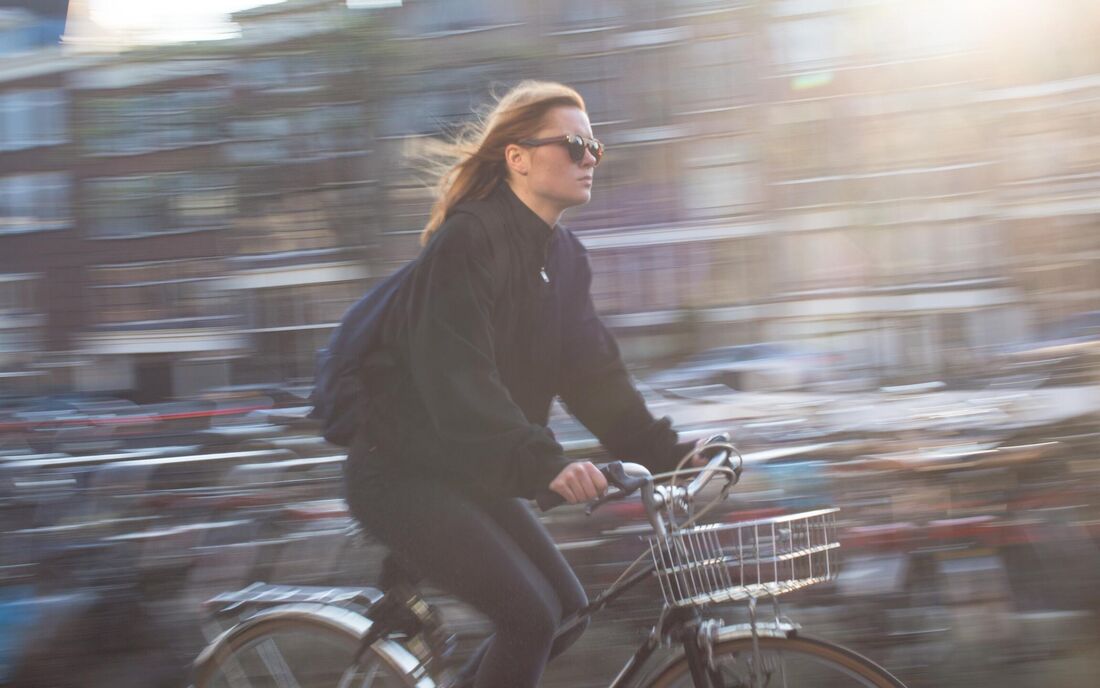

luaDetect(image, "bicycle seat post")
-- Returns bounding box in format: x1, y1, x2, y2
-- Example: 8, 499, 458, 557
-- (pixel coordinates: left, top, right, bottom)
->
366, 552, 456, 678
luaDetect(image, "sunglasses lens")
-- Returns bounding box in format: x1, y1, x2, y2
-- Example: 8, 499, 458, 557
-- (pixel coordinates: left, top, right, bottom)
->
588, 141, 603, 165
566, 136, 602, 165
565, 136, 585, 163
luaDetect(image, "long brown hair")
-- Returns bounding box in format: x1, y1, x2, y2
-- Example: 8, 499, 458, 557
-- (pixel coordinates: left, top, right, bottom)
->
417, 80, 586, 246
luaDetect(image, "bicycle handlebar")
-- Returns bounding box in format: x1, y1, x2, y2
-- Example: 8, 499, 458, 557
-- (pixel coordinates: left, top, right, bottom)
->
535, 433, 739, 527
534, 460, 649, 512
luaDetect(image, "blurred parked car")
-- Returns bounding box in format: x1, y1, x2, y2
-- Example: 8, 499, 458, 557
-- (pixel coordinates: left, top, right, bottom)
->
644, 343, 838, 392
194, 384, 309, 409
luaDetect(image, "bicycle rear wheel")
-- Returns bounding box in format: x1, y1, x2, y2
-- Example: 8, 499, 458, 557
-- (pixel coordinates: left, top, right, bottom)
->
193, 605, 425, 688
643, 634, 907, 688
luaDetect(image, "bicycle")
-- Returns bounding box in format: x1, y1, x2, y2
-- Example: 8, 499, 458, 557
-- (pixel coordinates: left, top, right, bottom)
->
191, 434, 908, 688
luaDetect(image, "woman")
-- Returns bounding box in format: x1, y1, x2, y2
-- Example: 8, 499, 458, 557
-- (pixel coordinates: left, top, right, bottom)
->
345, 80, 701, 688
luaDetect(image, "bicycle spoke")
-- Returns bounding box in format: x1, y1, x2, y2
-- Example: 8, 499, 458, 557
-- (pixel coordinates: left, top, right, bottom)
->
218, 651, 258, 688
256, 638, 301, 688
343, 662, 381, 688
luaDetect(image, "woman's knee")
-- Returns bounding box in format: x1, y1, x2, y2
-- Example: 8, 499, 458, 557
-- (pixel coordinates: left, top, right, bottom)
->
562, 613, 589, 641
559, 586, 588, 620
496, 594, 560, 645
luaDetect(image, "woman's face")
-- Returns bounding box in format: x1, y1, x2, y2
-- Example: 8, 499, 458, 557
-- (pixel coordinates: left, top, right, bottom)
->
522, 106, 598, 212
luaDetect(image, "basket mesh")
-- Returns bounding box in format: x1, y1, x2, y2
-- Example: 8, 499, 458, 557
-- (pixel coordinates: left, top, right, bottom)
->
648, 508, 840, 607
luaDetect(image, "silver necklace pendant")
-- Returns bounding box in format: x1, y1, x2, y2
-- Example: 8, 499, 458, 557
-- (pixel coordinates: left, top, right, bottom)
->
540, 267, 550, 284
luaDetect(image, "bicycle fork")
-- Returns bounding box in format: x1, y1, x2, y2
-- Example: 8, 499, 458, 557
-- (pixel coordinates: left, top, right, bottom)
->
678, 596, 800, 688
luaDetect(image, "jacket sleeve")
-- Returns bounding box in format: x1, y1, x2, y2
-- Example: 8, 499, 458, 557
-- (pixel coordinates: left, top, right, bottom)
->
405, 215, 571, 498
557, 241, 694, 474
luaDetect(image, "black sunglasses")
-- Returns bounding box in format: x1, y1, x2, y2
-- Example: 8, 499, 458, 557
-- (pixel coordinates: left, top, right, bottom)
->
518, 134, 604, 166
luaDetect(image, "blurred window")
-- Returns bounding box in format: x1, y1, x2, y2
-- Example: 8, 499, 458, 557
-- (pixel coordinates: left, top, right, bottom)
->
682, 135, 760, 218
712, 237, 760, 304
0, 88, 66, 151
230, 105, 368, 162
781, 229, 867, 290
931, 222, 994, 278
870, 225, 938, 285
769, 14, 846, 71
381, 180, 433, 234
0, 172, 70, 234
768, 100, 843, 177
557, 54, 623, 125
82, 88, 227, 155
0, 24, 34, 55
405, 0, 507, 34
89, 258, 225, 326
234, 57, 286, 89
85, 172, 234, 238
248, 282, 361, 329
380, 69, 486, 136
233, 53, 330, 91
227, 115, 291, 162
679, 36, 753, 111
1003, 121, 1073, 182
0, 274, 39, 314
858, 0, 975, 62
235, 189, 349, 253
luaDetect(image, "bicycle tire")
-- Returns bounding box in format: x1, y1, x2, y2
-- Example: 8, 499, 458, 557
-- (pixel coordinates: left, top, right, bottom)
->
192, 603, 430, 688
642, 634, 907, 688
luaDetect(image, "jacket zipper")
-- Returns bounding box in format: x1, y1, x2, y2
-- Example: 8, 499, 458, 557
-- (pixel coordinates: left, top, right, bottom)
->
540, 234, 552, 285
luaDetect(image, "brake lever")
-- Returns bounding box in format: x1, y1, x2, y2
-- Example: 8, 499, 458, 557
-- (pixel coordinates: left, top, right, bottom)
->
585, 461, 648, 516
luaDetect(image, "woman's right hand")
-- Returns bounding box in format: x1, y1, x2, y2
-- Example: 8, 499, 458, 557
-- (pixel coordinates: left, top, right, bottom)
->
549, 461, 608, 504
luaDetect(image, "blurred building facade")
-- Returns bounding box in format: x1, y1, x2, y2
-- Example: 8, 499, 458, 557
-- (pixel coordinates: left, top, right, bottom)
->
70, 54, 244, 402
2, 0, 1099, 400
3, 0, 378, 400
0, 2, 86, 391
212, 0, 378, 387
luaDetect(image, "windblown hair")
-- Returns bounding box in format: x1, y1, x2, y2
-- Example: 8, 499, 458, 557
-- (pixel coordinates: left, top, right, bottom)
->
416, 80, 586, 246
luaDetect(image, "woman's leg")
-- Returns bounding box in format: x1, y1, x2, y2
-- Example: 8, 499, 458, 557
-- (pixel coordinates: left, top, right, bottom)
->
478, 497, 590, 658
447, 498, 591, 687
346, 470, 566, 688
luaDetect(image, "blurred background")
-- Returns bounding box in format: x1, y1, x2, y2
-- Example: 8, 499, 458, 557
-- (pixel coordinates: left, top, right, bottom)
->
1, 0, 1099, 686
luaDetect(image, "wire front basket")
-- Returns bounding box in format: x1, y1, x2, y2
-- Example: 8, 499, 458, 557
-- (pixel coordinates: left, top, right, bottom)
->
648, 508, 840, 608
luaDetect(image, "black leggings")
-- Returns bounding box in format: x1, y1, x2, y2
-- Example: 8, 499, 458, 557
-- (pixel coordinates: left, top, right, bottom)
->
344, 443, 589, 688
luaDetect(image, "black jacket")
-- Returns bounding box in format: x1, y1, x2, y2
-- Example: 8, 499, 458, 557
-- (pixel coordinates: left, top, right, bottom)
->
355, 182, 691, 499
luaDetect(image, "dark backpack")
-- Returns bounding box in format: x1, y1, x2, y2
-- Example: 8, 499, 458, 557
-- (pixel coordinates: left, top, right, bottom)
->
306, 260, 415, 447
307, 206, 509, 447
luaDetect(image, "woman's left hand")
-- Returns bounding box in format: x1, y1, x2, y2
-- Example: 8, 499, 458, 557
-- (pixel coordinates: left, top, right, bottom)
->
685, 437, 712, 468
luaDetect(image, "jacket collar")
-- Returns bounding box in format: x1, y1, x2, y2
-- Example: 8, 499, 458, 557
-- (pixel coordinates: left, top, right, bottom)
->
494, 182, 556, 245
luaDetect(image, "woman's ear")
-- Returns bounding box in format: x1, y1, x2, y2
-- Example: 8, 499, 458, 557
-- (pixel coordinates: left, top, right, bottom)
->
504, 143, 529, 177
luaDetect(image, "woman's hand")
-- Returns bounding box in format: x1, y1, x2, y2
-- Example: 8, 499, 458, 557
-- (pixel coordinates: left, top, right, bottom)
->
684, 437, 713, 468
549, 461, 608, 504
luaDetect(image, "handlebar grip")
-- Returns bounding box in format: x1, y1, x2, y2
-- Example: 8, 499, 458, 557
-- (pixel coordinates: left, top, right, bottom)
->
535, 461, 643, 512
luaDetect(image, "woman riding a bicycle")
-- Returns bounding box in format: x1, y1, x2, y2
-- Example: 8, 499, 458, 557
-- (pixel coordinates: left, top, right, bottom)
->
343, 80, 705, 688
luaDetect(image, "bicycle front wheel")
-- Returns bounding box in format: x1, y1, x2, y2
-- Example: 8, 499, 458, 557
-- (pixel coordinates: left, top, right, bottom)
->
643, 634, 907, 688
193, 605, 426, 688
